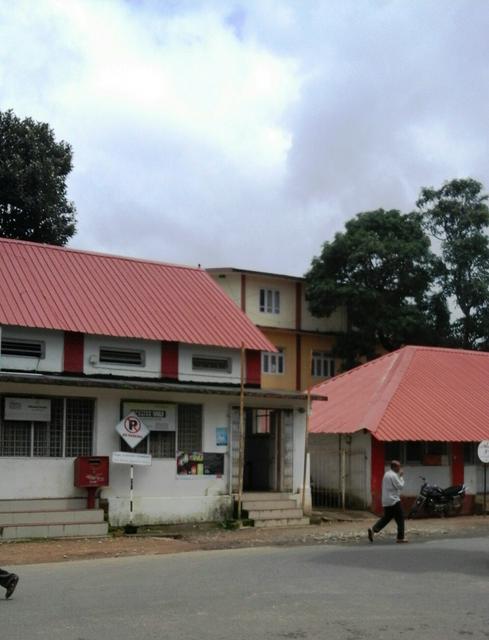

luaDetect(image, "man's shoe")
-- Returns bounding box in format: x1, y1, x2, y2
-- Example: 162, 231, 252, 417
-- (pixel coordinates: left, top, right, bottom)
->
5, 574, 19, 599
367, 528, 374, 543
396, 539, 409, 544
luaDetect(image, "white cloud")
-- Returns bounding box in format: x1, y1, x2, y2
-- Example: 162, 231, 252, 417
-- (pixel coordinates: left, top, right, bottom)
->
1, 0, 488, 276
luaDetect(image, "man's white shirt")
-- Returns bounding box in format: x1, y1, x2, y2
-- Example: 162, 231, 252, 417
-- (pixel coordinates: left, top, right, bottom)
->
382, 469, 404, 507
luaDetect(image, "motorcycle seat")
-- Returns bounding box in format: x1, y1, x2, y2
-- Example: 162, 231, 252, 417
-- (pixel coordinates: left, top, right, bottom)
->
442, 484, 465, 496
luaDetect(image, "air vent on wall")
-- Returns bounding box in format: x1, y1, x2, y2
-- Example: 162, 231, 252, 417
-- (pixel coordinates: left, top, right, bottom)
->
1, 339, 45, 359
99, 348, 145, 366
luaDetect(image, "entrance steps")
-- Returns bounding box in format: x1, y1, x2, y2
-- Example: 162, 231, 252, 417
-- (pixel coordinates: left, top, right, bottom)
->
240, 493, 310, 528
0, 498, 108, 540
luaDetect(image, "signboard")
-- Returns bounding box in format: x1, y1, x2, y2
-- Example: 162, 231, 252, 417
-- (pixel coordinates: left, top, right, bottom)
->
177, 452, 224, 477
115, 414, 150, 449
478, 440, 489, 464
216, 427, 228, 446
122, 402, 176, 431
4, 397, 51, 421
112, 451, 152, 466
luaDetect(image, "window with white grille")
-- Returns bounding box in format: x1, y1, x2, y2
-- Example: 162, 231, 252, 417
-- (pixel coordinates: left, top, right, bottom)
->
311, 352, 335, 378
1, 339, 45, 359
0, 397, 94, 457
259, 288, 280, 314
262, 349, 284, 374
120, 403, 202, 459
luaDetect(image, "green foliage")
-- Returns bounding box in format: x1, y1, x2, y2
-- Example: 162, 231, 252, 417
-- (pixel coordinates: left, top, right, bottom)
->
0, 109, 77, 245
305, 209, 450, 368
417, 178, 489, 349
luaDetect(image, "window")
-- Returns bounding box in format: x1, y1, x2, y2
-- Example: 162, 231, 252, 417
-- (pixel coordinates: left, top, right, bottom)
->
0, 397, 94, 457
262, 348, 284, 374
259, 288, 280, 314
120, 403, 202, 459
311, 352, 335, 378
192, 356, 231, 373
463, 443, 476, 464
99, 348, 144, 366
384, 441, 448, 465
1, 338, 45, 359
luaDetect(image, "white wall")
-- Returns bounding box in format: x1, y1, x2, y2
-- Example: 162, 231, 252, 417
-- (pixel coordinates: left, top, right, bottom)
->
0, 380, 308, 524
399, 465, 451, 495
245, 276, 296, 329
178, 344, 242, 385
0, 326, 64, 373
84, 335, 161, 378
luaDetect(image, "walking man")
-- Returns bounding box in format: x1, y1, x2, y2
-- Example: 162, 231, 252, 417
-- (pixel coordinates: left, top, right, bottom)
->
0, 569, 19, 599
368, 460, 408, 543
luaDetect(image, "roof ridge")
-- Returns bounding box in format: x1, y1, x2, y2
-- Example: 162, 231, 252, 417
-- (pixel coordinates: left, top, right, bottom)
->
363, 347, 417, 434
0, 237, 203, 273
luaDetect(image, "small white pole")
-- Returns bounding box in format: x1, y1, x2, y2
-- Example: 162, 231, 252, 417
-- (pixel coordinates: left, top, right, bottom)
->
130, 464, 134, 525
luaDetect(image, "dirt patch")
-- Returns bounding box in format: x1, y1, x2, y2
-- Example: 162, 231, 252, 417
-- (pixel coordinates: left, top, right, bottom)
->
1, 515, 488, 567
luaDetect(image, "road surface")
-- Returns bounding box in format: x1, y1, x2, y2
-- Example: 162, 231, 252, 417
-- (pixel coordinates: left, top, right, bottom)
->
2, 535, 489, 639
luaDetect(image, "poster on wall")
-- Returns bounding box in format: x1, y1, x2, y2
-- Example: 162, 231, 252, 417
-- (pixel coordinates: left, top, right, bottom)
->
122, 401, 176, 431
177, 452, 224, 477
216, 427, 228, 446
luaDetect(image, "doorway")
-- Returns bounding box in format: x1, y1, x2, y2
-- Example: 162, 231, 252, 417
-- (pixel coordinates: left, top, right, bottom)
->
243, 408, 282, 491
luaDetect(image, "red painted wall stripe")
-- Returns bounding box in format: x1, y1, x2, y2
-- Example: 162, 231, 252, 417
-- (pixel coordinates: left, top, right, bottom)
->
370, 435, 385, 515
296, 334, 302, 391
451, 442, 464, 486
241, 274, 246, 312
246, 349, 261, 386
63, 332, 84, 373
161, 341, 179, 379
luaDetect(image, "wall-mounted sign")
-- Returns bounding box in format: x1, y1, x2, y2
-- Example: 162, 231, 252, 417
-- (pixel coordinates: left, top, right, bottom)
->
115, 414, 150, 449
122, 402, 176, 431
478, 440, 489, 464
216, 427, 228, 446
112, 451, 152, 466
177, 451, 224, 477
4, 397, 51, 422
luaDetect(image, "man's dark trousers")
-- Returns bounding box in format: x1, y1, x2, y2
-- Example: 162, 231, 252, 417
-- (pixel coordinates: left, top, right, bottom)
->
0, 569, 15, 589
373, 502, 405, 540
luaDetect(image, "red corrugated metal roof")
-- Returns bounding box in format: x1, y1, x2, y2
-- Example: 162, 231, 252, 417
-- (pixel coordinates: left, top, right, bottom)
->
0, 239, 275, 351
310, 346, 489, 441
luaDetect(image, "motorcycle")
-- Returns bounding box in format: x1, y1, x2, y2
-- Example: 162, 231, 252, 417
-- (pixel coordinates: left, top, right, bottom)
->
408, 476, 466, 518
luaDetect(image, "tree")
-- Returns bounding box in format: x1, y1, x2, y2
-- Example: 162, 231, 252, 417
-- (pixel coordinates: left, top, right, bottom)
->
417, 178, 489, 349
305, 209, 449, 369
0, 109, 77, 245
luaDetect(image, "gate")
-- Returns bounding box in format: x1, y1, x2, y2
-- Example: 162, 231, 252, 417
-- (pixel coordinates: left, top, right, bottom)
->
310, 446, 368, 509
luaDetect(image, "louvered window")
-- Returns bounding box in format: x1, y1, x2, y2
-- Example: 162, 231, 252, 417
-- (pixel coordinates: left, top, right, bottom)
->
99, 348, 145, 366
1, 339, 45, 359
192, 356, 231, 373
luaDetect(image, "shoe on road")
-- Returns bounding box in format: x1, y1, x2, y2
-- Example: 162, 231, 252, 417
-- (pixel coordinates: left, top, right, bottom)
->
6, 574, 19, 599
367, 528, 374, 543
396, 539, 409, 544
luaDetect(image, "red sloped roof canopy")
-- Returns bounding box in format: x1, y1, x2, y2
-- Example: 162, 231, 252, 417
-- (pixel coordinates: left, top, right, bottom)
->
0, 239, 275, 351
310, 345, 489, 441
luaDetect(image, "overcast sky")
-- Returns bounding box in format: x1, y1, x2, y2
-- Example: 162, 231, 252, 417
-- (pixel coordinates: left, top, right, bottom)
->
1, 0, 488, 275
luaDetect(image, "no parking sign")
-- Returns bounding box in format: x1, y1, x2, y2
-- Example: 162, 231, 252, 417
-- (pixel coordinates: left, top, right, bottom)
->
115, 414, 149, 449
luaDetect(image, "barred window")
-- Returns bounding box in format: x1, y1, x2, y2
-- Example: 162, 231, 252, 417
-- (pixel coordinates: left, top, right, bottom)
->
120, 403, 203, 458
0, 397, 94, 458
178, 404, 202, 452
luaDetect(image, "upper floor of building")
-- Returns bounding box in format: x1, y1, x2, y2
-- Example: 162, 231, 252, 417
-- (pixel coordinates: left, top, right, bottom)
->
207, 268, 347, 334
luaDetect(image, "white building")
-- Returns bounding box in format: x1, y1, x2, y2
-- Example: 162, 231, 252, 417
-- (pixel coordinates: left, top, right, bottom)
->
0, 239, 316, 536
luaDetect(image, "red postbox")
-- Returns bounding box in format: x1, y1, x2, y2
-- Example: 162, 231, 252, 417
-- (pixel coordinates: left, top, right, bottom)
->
74, 456, 109, 508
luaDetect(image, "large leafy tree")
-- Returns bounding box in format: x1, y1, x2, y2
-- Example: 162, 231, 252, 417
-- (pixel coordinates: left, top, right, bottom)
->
417, 178, 489, 349
0, 109, 77, 245
305, 209, 449, 369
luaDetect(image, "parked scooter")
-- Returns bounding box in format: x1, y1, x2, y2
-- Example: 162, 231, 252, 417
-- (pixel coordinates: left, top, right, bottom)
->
408, 476, 466, 517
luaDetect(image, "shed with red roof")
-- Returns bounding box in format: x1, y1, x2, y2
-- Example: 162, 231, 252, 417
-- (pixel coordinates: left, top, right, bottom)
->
309, 346, 489, 514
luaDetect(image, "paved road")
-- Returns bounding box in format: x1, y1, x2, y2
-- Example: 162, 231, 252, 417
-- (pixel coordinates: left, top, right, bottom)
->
2, 535, 489, 640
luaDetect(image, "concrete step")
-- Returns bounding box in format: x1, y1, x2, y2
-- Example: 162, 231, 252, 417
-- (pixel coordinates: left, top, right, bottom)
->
0, 509, 105, 526
254, 517, 310, 528
245, 508, 304, 520
242, 500, 298, 511
0, 521, 108, 540
241, 493, 293, 501
0, 497, 87, 512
